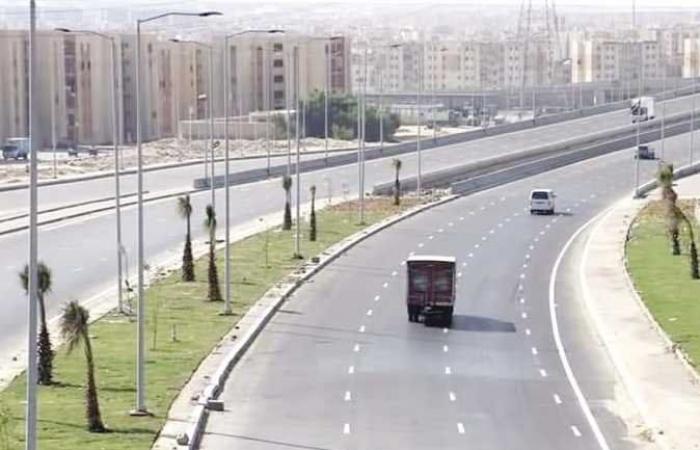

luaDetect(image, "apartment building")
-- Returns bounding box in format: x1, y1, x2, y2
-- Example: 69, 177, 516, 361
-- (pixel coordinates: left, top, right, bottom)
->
683, 37, 700, 78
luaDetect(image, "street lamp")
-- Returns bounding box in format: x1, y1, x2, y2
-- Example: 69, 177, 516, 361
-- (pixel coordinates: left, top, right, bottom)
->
417, 39, 424, 196
55, 27, 124, 314
222, 28, 283, 315
170, 38, 216, 209
134, 9, 221, 416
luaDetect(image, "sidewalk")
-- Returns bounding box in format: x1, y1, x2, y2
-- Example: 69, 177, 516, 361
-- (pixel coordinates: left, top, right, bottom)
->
581, 176, 700, 450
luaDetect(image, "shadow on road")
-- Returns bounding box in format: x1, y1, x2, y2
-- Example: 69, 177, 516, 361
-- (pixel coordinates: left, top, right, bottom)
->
203, 431, 333, 450
450, 314, 516, 333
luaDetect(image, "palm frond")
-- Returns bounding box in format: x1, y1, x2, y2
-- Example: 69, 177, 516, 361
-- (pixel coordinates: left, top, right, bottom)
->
282, 175, 292, 191
204, 204, 217, 230
60, 301, 89, 356
177, 195, 192, 219
19, 261, 52, 294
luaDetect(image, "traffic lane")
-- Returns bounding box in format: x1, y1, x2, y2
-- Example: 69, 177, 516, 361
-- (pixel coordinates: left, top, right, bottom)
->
4, 90, 696, 216
201, 190, 537, 449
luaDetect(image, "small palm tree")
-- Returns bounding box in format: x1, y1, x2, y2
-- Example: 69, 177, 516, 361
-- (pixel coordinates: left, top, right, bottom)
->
177, 195, 195, 282
676, 206, 700, 279
205, 205, 223, 301
658, 164, 681, 255
309, 185, 317, 242
392, 158, 403, 206
20, 262, 54, 385
282, 175, 293, 230
60, 301, 106, 433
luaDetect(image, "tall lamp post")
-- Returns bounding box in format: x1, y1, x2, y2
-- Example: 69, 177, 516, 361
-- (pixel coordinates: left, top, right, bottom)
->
379, 43, 403, 151
222, 28, 283, 315
134, 10, 221, 416
170, 38, 216, 208
417, 39, 424, 195
55, 27, 123, 313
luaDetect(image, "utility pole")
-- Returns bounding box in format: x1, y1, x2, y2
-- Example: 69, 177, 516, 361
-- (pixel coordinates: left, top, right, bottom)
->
26, 1, 38, 449
416, 40, 423, 196
294, 46, 302, 258
361, 45, 367, 224
51, 40, 57, 179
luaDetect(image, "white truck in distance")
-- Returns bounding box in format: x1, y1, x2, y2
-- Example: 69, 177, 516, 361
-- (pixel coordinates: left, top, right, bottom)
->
630, 96, 655, 123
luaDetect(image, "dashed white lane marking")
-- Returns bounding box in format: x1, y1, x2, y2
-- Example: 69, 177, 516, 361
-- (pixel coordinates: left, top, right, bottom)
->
554, 394, 562, 405
382, 282, 388, 288
443, 345, 449, 353
505, 217, 511, 222
348, 366, 355, 374
518, 284, 524, 291
539, 230, 546, 235
409, 251, 415, 256
529, 244, 535, 250
353, 344, 360, 353
545, 224, 551, 229
449, 391, 457, 402
445, 366, 452, 375
459, 216, 465, 221
489, 229, 495, 234
462, 262, 467, 267
498, 223, 503, 228
468, 252, 474, 258
525, 328, 531, 336
519, 273, 526, 279
480, 206, 485, 210
438, 228, 444, 233
99, 257, 109, 263
571, 426, 582, 437
366, 309, 373, 316
522, 263, 528, 269
457, 272, 462, 278
401, 260, 407, 265
539, 369, 548, 378
343, 423, 351, 434
72, 267, 83, 272
358, 325, 366, 333
418, 243, 424, 248
391, 271, 397, 276
520, 297, 525, 304
531, 347, 538, 355
374, 295, 380, 302
443, 328, 449, 334
534, 237, 540, 242
448, 222, 454, 227
428, 235, 434, 240
457, 422, 466, 434
469, 211, 475, 215
344, 391, 352, 402
525, 254, 531, 259
481, 236, 487, 241
474, 243, 480, 249
521, 312, 528, 319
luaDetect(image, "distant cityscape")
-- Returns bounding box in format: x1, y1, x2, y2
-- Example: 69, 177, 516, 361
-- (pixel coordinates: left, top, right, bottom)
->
0, 1, 699, 147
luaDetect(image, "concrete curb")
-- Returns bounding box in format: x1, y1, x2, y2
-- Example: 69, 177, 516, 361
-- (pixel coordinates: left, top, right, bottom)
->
168, 193, 458, 450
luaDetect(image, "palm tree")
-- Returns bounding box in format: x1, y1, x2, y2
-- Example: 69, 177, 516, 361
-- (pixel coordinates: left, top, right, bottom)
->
20, 261, 54, 385
177, 195, 195, 282
205, 205, 223, 301
282, 175, 293, 230
60, 301, 106, 433
675, 206, 700, 279
392, 158, 403, 206
658, 164, 681, 255
309, 185, 317, 242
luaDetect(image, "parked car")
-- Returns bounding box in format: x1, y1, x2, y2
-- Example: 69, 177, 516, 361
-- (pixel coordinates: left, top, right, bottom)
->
2, 137, 29, 160
529, 189, 556, 215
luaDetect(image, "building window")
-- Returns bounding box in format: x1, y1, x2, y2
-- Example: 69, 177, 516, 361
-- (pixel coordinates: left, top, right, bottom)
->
274, 90, 284, 100
273, 43, 283, 52
273, 75, 284, 83
273, 59, 284, 68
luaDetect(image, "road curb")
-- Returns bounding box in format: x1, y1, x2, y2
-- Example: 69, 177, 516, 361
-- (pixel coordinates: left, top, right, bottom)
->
166, 193, 458, 450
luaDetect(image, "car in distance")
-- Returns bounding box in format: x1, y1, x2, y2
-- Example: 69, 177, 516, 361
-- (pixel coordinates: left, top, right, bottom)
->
635, 145, 656, 160
2, 137, 29, 160
406, 255, 456, 327
529, 189, 556, 215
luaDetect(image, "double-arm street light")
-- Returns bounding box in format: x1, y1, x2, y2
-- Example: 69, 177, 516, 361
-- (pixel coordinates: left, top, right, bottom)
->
55, 27, 125, 314
134, 10, 221, 416
378, 43, 402, 151
222, 28, 283, 315
170, 38, 216, 209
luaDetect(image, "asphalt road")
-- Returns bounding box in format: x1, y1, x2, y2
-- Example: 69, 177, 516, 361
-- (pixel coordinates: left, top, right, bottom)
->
0, 96, 696, 386
198, 133, 692, 449
1, 92, 698, 218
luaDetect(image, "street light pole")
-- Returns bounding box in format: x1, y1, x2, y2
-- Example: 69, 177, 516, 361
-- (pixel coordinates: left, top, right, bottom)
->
325, 40, 330, 164
208, 45, 215, 209
26, 2, 38, 449
416, 40, 423, 196
51, 40, 57, 179
294, 45, 302, 258
134, 10, 221, 415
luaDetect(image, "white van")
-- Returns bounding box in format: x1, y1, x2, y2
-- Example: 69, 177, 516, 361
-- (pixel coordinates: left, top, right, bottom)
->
529, 189, 556, 215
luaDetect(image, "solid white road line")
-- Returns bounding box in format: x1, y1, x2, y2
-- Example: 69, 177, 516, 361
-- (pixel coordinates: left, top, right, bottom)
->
549, 209, 612, 450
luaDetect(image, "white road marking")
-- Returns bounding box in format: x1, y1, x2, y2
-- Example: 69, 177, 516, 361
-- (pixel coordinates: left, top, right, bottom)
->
391, 270, 397, 277
529, 245, 534, 250
518, 284, 524, 291
469, 211, 475, 215
489, 229, 495, 234
366, 309, 373, 316
409, 251, 415, 256
72, 267, 83, 272
457, 422, 466, 434
443, 345, 449, 353
505, 217, 511, 222
344, 391, 352, 402
474, 244, 480, 249
550, 209, 613, 450
445, 366, 452, 375
401, 261, 407, 265
539, 369, 548, 378
534, 237, 540, 242
462, 262, 467, 267
525, 254, 531, 259
468, 252, 474, 258
554, 394, 562, 405
491, 201, 496, 206
438, 228, 444, 233
358, 325, 366, 333
428, 235, 434, 240
374, 295, 380, 302
382, 282, 388, 288
418, 243, 424, 248
480, 206, 485, 210
448, 222, 454, 227
520, 297, 525, 304
459, 216, 465, 221
539, 230, 545, 235
525, 328, 531, 336
571, 426, 582, 437
449, 391, 457, 402
522, 263, 528, 269
519, 273, 526, 279
521, 312, 528, 319
443, 328, 449, 334
545, 224, 551, 229
457, 272, 462, 278
531, 347, 538, 355
353, 344, 360, 353
481, 236, 487, 241
514, 212, 520, 216
343, 423, 351, 434
348, 366, 355, 374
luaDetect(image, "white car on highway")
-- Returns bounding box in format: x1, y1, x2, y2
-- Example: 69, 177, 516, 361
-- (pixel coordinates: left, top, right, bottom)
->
529, 189, 556, 215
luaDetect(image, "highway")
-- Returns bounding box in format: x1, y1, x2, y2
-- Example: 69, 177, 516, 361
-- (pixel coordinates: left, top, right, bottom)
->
0, 96, 696, 385
197, 133, 695, 448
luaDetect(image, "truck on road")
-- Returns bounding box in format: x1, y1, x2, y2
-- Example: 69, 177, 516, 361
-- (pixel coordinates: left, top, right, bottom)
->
2, 137, 29, 160
406, 255, 456, 327
630, 96, 655, 123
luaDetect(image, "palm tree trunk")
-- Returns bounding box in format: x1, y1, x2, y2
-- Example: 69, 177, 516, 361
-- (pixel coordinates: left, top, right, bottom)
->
83, 335, 105, 432
37, 293, 53, 385
394, 168, 400, 206
208, 228, 223, 301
